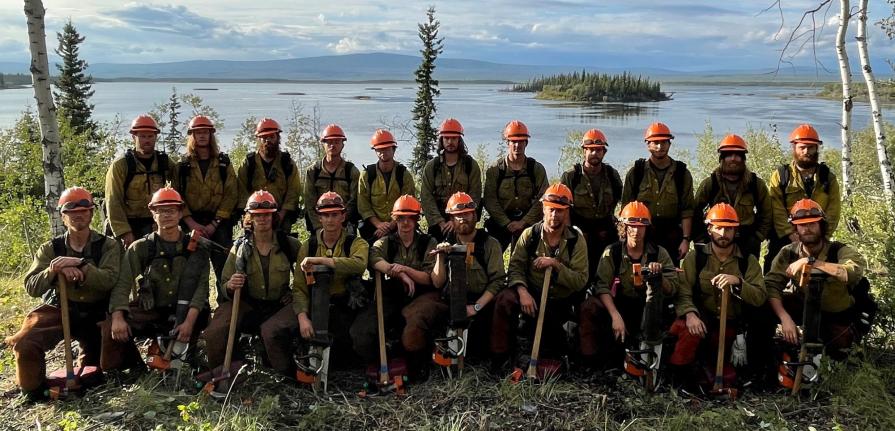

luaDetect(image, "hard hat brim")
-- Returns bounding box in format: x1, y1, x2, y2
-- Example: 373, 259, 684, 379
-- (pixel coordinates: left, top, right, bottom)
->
248, 208, 277, 214
791, 216, 824, 225
542, 201, 571, 209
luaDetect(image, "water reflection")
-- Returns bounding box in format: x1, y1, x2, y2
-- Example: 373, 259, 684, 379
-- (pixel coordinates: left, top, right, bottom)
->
546, 102, 659, 121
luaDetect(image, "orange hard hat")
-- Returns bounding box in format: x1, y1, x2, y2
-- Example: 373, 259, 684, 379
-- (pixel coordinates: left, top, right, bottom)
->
370, 129, 398, 149
316, 191, 346, 213
255, 118, 281, 137
148, 187, 184, 208
705, 202, 740, 227
320, 124, 346, 142
130, 114, 160, 135
439, 118, 464, 137
246, 190, 278, 214
503, 120, 530, 142
718, 134, 747, 153
541, 183, 574, 208
620, 201, 651, 226
644, 122, 674, 142
187, 115, 215, 133
789, 198, 825, 225
57, 186, 95, 212
789, 124, 822, 145
582, 129, 608, 148
391, 195, 422, 216
445, 192, 476, 215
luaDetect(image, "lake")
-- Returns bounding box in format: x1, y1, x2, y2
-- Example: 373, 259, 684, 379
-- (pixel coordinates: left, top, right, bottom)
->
0, 81, 870, 176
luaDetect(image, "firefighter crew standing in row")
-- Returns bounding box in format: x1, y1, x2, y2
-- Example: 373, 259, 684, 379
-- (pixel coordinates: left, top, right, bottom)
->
303, 124, 361, 233
483, 120, 549, 251
621, 122, 695, 266
420, 118, 483, 242
7, 187, 125, 400
357, 129, 417, 245
236, 118, 302, 233
105, 115, 177, 247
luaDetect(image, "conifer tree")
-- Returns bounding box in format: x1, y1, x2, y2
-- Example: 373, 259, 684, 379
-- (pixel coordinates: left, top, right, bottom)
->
53, 19, 96, 136
410, 6, 443, 173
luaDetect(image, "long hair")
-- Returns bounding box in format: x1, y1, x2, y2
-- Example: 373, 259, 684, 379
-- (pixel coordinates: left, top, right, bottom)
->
436, 136, 468, 157
186, 132, 220, 159
616, 220, 654, 246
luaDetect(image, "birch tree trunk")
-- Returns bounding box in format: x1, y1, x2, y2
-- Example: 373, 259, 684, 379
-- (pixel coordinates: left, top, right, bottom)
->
24, 0, 65, 235
836, 0, 854, 198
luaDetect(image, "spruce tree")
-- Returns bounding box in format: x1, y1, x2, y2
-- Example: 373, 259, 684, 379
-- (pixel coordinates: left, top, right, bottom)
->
54, 19, 96, 136
162, 87, 183, 154
410, 6, 443, 173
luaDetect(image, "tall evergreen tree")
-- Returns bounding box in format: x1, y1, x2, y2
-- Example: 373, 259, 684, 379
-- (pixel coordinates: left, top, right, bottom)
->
162, 87, 183, 154
410, 6, 443, 173
53, 19, 96, 136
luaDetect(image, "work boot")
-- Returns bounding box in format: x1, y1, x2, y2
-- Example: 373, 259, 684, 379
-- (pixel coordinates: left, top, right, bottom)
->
489, 352, 511, 377
406, 351, 430, 384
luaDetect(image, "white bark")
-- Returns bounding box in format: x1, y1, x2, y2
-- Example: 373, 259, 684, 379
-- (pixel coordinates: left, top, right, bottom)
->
856, 0, 895, 206
836, 0, 854, 198
24, 0, 65, 235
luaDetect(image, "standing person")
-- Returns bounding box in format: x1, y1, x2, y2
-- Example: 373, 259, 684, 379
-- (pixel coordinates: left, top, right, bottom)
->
104, 114, 176, 247
621, 122, 695, 266
578, 201, 678, 371
766, 124, 841, 272
303, 124, 361, 233
6, 187, 125, 401
101, 187, 210, 372
483, 120, 549, 251
176, 115, 238, 292
294, 192, 369, 369
356, 129, 416, 245
420, 118, 483, 241
560, 128, 623, 284
236, 118, 302, 233
490, 184, 588, 373
203, 191, 301, 381
694, 134, 772, 260
350, 195, 436, 382
668, 203, 766, 389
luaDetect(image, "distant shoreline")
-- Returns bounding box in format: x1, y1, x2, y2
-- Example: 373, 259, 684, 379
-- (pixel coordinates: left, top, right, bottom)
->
91, 77, 516, 85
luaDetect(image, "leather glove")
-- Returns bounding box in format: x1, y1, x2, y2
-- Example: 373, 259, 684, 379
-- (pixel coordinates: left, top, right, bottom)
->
730, 333, 748, 367
346, 278, 369, 310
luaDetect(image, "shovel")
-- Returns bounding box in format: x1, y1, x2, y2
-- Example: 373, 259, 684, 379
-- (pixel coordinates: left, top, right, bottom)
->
710, 282, 737, 400
47, 277, 102, 399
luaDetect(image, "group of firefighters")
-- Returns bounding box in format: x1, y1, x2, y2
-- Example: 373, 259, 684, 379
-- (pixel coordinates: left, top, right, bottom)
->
6, 112, 872, 401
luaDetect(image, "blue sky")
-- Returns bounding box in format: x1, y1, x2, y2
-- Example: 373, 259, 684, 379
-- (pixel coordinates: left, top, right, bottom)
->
1, 0, 893, 72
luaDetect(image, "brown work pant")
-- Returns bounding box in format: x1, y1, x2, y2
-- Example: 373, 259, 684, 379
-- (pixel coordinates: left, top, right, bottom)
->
350, 285, 411, 364
401, 292, 448, 353
490, 288, 574, 359
203, 300, 298, 377
6, 304, 104, 392
579, 294, 645, 368
99, 304, 206, 371
668, 316, 737, 366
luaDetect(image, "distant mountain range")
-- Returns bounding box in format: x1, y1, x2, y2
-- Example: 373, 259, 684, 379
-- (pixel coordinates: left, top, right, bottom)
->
0, 53, 846, 83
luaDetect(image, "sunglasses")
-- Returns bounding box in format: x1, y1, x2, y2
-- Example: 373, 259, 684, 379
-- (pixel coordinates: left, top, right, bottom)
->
448, 201, 477, 211
583, 140, 607, 146
543, 194, 571, 206
395, 215, 419, 223
625, 217, 651, 225
153, 207, 180, 215
60, 199, 93, 212
248, 200, 277, 210
792, 208, 824, 219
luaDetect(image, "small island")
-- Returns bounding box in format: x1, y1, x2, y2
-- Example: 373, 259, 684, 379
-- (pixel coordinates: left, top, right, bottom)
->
509, 71, 670, 103
817, 81, 895, 103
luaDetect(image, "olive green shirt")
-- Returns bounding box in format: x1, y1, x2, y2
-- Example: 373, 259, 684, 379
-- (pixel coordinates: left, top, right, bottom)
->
446, 232, 507, 296
104, 151, 178, 237
560, 163, 623, 220
303, 159, 360, 231
507, 224, 589, 299
593, 243, 679, 299
420, 155, 483, 226
236, 151, 302, 215
24, 230, 125, 305
765, 241, 865, 313
179, 155, 238, 220
357, 162, 416, 223
620, 158, 695, 220
675, 244, 766, 320
370, 232, 437, 274
293, 230, 369, 315
111, 233, 210, 312
767, 162, 841, 238
694, 169, 773, 241
483, 157, 549, 227
220, 235, 301, 303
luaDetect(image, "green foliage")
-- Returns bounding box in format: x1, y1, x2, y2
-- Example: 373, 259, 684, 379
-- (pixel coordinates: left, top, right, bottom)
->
818, 81, 895, 103
691, 122, 786, 182
53, 19, 97, 137
57, 411, 83, 431
150, 87, 185, 155
229, 116, 258, 169
556, 130, 583, 181
282, 101, 323, 174
410, 6, 443, 173
511, 70, 669, 103
0, 109, 43, 199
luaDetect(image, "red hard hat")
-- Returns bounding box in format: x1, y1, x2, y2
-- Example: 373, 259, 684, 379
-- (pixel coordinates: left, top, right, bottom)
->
789, 198, 825, 225
316, 191, 346, 213
370, 129, 398, 149
57, 186, 95, 212
445, 192, 476, 215
188, 115, 215, 133
320, 124, 346, 142
130, 114, 160, 135
705, 202, 740, 227
439, 118, 464, 137
541, 183, 574, 208
392, 195, 422, 216
718, 134, 748, 153
620, 201, 651, 226
255, 118, 282, 137
644, 122, 674, 142
148, 187, 184, 208
582, 129, 608, 148
503, 120, 530, 141
246, 190, 278, 214
789, 124, 822, 145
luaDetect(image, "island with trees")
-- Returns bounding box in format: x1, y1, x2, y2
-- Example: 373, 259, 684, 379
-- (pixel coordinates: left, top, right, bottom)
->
509, 70, 670, 103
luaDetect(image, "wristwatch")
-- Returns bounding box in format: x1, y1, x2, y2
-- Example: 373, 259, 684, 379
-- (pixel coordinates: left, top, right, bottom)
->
682, 236, 691, 242
473, 303, 483, 313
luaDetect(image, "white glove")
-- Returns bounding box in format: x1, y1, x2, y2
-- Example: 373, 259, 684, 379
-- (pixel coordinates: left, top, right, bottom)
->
730, 334, 748, 367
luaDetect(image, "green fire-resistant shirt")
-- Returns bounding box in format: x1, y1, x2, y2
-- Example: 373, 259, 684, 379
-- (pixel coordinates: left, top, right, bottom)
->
303, 159, 360, 230
293, 230, 369, 315
357, 162, 416, 223
620, 158, 695, 220
420, 155, 483, 226
765, 241, 865, 313
767, 161, 841, 238
675, 243, 766, 320
507, 224, 589, 299
560, 163, 623, 221
483, 157, 548, 227
220, 234, 301, 303
236, 151, 302, 215
104, 151, 179, 237
178, 154, 239, 221
593, 242, 679, 299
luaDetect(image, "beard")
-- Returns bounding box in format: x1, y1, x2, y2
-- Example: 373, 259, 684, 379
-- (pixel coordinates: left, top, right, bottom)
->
711, 235, 733, 249
795, 152, 819, 169
720, 159, 745, 177
261, 142, 280, 159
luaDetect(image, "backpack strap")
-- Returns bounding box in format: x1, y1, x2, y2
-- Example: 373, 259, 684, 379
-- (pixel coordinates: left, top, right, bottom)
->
280, 151, 295, 180
826, 241, 843, 264
525, 222, 544, 258
307, 231, 319, 258
343, 233, 356, 257
157, 152, 169, 183
610, 241, 623, 278
395, 163, 406, 191
630, 158, 646, 200
415, 232, 431, 263
245, 152, 257, 191
694, 245, 749, 281
525, 158, 536, 189
608, 165, 623, 204
777, 164, 790, 206
52, 236, 67, 258
275, 231, 298, 267
123, 149, 137, 198
218, 153, 231, 185
818, 163, 831, 194
178, 159, 191, 195
673, 160, 687, 211
90, 236, 105, 265
471, 230, 490, 270
571, 163, 583, 191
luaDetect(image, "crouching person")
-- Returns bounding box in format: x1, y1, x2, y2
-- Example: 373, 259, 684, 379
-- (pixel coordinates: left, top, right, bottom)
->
101, 187, 210, 372
203, 191, 300, 380
6, 187, 124, 400
668, 203, 766, 390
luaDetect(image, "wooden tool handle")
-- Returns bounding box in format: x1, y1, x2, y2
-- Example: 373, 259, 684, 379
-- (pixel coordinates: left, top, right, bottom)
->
713, 283, 729, 391
527, 266, 553, 379
375, 272, 389, 385
58, 276, 76, 389
222, 285, 242, 371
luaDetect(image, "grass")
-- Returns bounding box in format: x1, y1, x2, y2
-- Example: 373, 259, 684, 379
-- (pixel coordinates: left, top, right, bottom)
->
2, 275, 895, 430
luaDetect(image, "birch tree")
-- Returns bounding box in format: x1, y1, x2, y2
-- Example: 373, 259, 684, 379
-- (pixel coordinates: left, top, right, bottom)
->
836, 0, 854, 197
24, 0, 65, 235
